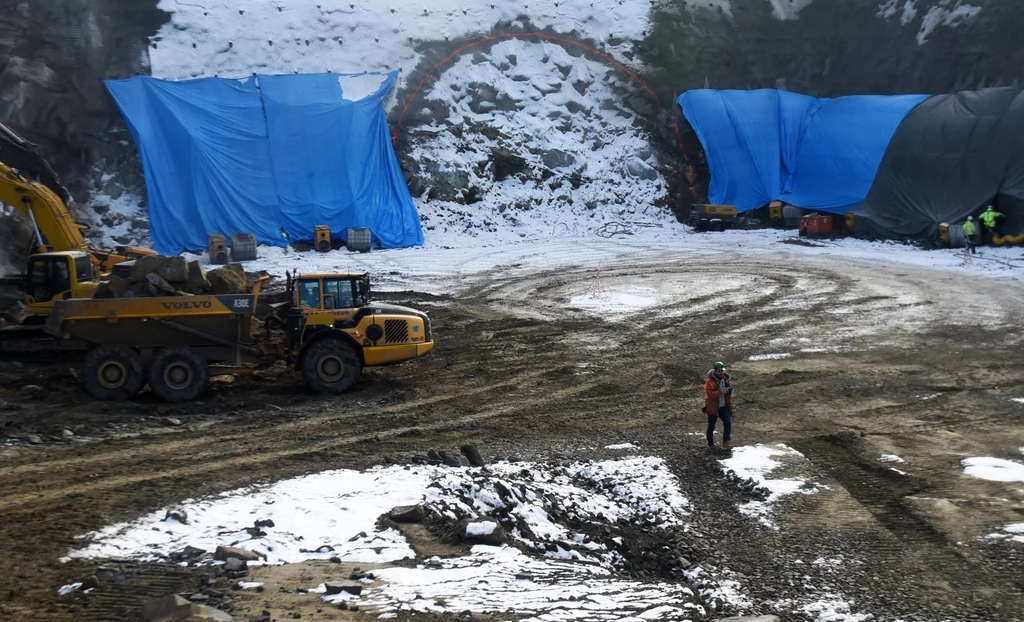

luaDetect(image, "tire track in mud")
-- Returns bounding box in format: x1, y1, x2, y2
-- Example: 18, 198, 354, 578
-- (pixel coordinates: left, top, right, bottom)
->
4, 250, 1024, 621
0, 367, 554, 479
0, 376, 601, 514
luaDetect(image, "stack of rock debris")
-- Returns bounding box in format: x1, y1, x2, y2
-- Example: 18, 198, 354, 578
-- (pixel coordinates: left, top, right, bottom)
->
94, 256, 249, 299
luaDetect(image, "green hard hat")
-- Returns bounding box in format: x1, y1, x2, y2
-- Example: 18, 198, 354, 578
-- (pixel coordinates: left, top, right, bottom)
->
714, 362, 726, 370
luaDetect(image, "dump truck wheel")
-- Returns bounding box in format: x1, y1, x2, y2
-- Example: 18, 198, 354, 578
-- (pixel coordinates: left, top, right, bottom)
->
302, 338, 361, 394
82, 346, 145, 401
150, 347, 208, 403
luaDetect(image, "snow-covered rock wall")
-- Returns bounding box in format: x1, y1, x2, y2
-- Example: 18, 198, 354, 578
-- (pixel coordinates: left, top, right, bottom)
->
1, 0, 1022, 252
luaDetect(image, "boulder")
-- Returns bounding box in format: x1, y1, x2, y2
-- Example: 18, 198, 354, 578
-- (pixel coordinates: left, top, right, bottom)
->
490, 147, 528, 182
130, 256, 189, 284
184, 261, 210, 295
185, 605, 235, 622
93, 275, 131, 299
146, 273, 182, 296
542, 149, 575, 170
207, 264, 248, 295
174, 545, 206, 560
459, 519, 509, 546
142, 595, 190, 621
164, 509, 188, 524
438, 450, 464, 468
213, 545, 264, 562
389, 505, 426, 523
460, 444, 485, 467
0, 301, 28, 325
324, 580, 362, 596
223, 557, 246, 572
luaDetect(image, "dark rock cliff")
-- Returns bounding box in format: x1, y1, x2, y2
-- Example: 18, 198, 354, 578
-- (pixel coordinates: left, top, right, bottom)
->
0, 0, 1021, 252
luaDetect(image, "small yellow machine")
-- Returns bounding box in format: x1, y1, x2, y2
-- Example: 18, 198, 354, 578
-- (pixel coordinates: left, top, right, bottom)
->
314, 226, 332, 252
208, 234, 229, 264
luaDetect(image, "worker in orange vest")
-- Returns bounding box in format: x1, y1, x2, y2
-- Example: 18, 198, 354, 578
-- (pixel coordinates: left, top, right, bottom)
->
703, 362, 734, 449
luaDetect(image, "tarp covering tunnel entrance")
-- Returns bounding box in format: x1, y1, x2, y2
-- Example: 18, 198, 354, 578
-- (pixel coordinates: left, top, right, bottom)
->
676, 88, 929, 214
106, 72, 423, 255
855, 86, 1024, 242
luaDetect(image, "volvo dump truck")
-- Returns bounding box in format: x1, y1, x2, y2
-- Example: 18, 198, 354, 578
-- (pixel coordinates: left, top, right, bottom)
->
35, 271, 433, 402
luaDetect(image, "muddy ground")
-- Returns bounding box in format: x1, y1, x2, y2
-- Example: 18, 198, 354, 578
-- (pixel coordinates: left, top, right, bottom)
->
1, 249, 1024, 621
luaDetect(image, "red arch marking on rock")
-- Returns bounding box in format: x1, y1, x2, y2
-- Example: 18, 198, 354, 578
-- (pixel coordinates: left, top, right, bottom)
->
391, 31, 697, 200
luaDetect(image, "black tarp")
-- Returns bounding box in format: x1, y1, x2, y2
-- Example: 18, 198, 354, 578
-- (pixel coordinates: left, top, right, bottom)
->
854, 87, 1024, 242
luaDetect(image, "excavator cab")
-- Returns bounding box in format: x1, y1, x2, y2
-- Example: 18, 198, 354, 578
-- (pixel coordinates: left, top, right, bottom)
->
24, 251, 98, 315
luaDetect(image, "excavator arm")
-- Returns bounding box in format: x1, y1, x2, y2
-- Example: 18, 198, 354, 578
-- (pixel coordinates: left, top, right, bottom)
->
0, 161, 88, 254
0, 161, 154, 272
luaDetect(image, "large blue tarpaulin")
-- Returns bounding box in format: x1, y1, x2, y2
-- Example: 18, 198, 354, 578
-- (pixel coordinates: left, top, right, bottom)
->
106, 72, 423, 255
677, 89, 930, 213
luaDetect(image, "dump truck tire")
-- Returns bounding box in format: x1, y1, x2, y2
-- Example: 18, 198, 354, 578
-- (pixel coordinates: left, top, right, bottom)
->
302, 338, 361, 394
83, 346, 145, 401
149, 347, 208, 403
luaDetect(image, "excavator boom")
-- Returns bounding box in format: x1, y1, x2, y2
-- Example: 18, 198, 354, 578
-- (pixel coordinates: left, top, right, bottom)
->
0, 160, 155, 274
0, 161, 88, 255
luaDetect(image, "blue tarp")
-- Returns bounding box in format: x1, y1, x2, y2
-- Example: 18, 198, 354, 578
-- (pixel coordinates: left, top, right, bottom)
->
677, 89, 931, 213
106, 72, 423, 255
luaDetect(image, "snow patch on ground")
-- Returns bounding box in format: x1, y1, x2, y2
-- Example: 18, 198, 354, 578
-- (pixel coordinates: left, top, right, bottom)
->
962, 457, 1024, 482
1011, 398, 1024, 404
986, 522, 1024, 544
797, 595, 872, 621
150, 0, 655, 82
359, 546, 705, 621
719, 444, 819, 529
65, 457, 722, 619
68, 466, 429, 564
409, 38, 673, 245
879, 454, 906, 463
57, 582, 82, 596
748, 353, 792, 361
465, 521, 499, 536
605, 443, 639, 450
570, 288, 661, 316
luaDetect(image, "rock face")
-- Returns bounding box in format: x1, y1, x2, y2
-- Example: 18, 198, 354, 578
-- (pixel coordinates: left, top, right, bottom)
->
0, 1, 168, 195
5, 0, 1023, 260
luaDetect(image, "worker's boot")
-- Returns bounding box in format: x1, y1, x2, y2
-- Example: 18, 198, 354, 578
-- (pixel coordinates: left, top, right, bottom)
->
722, 440, 733, 449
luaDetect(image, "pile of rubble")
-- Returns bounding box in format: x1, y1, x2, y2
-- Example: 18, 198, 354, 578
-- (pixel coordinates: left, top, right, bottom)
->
95, 256, 249, 299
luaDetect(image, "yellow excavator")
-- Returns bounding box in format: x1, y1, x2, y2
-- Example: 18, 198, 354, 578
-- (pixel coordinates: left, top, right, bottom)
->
0, 124, 155, 316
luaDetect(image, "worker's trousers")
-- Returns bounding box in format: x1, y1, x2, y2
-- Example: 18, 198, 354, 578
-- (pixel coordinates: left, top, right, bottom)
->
707, 406, 732, 446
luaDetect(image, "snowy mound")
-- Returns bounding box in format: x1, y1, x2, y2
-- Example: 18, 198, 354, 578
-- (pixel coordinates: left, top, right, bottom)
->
148, 0, 655, 80
406, 38, 674, 245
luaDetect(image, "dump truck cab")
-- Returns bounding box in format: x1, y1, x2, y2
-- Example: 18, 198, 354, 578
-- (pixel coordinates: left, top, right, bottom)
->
24, 251, 99, 316
285, 272, 433, 393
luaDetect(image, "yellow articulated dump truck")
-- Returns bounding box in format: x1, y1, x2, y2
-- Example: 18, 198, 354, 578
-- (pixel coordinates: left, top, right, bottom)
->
32, 271, 433, 402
